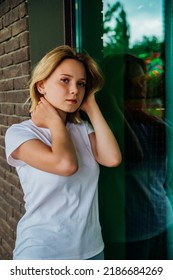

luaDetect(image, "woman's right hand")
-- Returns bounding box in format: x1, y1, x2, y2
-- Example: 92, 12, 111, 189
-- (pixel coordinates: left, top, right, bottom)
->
12, 97, 78, 176
31, 97, 62, 128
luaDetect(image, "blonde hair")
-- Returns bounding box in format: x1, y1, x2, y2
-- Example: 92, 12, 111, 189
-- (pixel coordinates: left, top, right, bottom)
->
29, 45, 104, 123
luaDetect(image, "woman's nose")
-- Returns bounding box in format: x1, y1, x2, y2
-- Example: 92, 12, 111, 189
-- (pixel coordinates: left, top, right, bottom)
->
70, 84, 78, 95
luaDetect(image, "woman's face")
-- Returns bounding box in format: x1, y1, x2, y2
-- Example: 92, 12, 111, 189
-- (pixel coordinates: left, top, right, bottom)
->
37, 58, 87, 113
131, 64, 147, 99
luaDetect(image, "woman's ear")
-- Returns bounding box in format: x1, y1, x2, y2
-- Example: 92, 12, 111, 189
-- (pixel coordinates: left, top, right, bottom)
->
36, 81, 45, 94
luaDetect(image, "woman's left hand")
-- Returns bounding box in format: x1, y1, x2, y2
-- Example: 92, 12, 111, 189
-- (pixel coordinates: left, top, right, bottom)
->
80, 93, 96, 113
80, 92, 122, 168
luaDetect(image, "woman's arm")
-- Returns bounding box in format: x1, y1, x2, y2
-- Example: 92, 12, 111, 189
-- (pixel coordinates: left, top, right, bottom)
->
81, 95, 122, 167
12, 98, 78, 175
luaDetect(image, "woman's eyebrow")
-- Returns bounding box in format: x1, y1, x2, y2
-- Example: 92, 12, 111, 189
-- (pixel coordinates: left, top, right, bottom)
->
60, 73, 72, 77
60, 74, 86, 80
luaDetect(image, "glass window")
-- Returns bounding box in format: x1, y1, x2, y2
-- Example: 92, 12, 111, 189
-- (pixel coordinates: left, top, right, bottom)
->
76, 0, 173, 260
103, 0, 164, 117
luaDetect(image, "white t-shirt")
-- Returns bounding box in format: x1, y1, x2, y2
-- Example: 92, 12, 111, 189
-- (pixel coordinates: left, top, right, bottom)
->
5, 119, 104, 260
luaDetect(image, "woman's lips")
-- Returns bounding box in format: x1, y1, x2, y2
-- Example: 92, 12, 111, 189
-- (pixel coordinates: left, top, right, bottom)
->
66, 99, 77, 104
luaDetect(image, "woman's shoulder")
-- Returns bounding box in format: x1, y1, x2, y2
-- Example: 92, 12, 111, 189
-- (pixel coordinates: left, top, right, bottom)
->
6, 119, 49, 133
7, 119, 32, 131
5, 119, 31, 136
5, 119, 50, 142
5, 119, 51, 161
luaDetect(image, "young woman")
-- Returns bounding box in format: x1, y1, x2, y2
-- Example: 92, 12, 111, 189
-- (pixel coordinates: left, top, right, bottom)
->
5, 45, 121, 260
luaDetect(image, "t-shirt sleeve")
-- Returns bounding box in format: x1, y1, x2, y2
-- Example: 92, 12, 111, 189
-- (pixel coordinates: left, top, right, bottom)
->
5, 123, 37, 167
84, 121, 94, 134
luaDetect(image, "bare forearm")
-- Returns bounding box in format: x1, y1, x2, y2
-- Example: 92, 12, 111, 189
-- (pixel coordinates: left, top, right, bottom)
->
30, 97, 78, 175
49, 120, 78, 173
86, 102, 122, 167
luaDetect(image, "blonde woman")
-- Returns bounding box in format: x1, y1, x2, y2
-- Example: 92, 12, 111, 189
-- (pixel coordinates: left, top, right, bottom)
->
5, 45, 121, 260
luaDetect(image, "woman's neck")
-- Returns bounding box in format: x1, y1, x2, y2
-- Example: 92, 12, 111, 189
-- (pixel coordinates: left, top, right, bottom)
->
55, 108, 67, 124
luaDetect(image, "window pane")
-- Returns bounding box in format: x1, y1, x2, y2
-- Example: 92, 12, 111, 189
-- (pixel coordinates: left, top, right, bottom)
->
103, 0, 165, 117
76, 0, 173, 259
101, 0, 173, 260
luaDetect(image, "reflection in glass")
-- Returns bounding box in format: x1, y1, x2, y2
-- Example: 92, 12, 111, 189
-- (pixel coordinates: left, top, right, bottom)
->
103, 0, 164, 116
98, 0, 173, 259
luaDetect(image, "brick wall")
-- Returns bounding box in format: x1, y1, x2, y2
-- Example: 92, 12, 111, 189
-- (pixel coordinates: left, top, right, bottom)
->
0, 0, 30, 259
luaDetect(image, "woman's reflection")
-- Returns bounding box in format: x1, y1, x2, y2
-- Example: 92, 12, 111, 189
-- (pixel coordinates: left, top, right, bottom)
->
98, 53, 173, 259
124, 54, 173, 259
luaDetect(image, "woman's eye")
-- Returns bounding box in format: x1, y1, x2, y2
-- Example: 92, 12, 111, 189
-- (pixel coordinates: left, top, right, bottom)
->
61, 78, 69, 84
78, 82, 86, 87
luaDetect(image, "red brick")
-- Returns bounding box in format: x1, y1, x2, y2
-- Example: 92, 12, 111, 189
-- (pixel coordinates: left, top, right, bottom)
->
0, 92, 5, 102
11, 185, 24, 202
12, 46, 30, 64
7, 114, 29, 126
15, 102, 29, 116
19, 1, 27, 18
0, 53, 13, 67
13, 75, 29, 89
0, 27, 11, 43
0, 124, 7, 135
0, 146, 6, 158
0, 114, 8, 126
0, 219, 15, 240
10, 0, 24, 9
0, 246, 12, 260
0, 79, 13, 91
6, 215, 18, 232
0, 16, 3, 30
0, 154, 11, 169
12, 17, 28, 36
19, 31, 29, 47
5, 172, 20, 189
4, 7, 19, 27
0, 206, 7, 220
0, 1, 10, 17
0, 103, 15, 115
4, 90, 30, 103
5, 36, 20, 53
13, 208, 23, 222
0, 196, 13, 219
6, 192, 21, 212
0, 0, 30, 261
0, 42, 5, 55
2, 237, 14, 257
0, 178, 12, 196
21, 61, 31, 75
2, 64, 22, 79
0, 165, 6, 179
